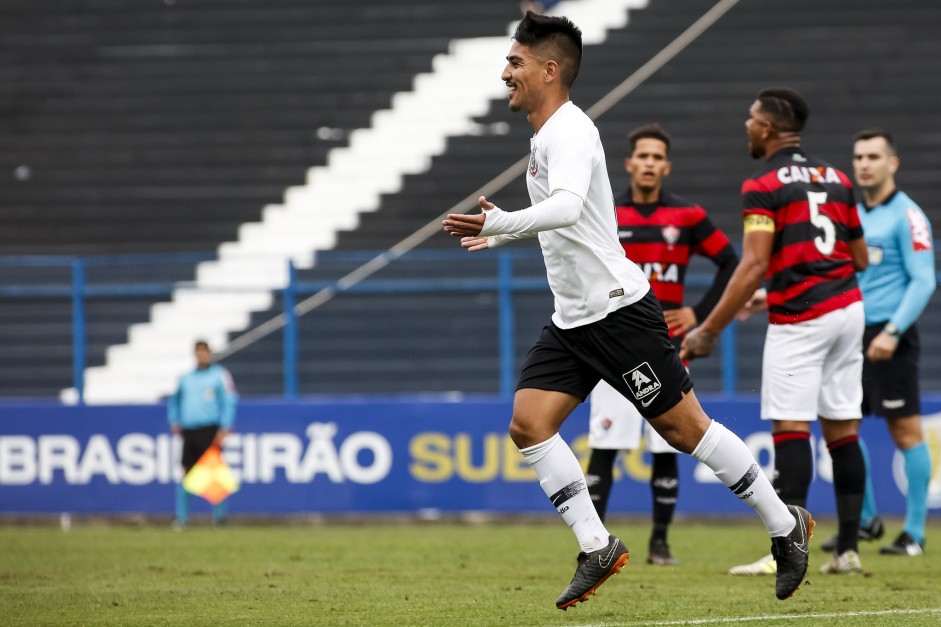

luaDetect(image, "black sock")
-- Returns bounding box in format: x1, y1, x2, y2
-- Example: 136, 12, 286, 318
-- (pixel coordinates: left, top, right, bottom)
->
650, 452, 678, 542
585, 448, 618, 521
772, 432, 812, 508
828, 435, 865, 554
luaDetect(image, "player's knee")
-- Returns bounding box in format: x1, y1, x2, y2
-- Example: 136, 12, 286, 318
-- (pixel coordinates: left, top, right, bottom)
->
652, 422, 695, 454
508, 415, 531, 448
508, 414, 550, 449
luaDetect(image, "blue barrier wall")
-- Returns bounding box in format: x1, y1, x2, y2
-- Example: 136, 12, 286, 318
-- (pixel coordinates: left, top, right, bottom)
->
2, 396, 940, 517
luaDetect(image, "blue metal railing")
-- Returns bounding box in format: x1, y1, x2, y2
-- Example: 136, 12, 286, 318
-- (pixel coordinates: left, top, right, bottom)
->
0, 250, 740, 403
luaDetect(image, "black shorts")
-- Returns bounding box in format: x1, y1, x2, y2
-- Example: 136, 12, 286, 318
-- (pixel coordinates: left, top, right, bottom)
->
181, 425, 219, 471
517, 289, 692, 419
861, 323, 921, 419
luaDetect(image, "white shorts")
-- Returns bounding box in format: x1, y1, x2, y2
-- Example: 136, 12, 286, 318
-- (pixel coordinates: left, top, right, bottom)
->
761, 301, 864, 421
588, 379, 678, 453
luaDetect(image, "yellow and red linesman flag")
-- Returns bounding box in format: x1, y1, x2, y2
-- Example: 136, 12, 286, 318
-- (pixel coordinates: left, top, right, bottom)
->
183, 445, 239, 505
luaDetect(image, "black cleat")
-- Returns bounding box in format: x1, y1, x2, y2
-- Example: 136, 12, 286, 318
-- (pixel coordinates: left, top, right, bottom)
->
771, 505, 814, 600
647, 538, 679, 565
820, 515, 884, 552
555, 535, 629, 610
879, 531, 925, 556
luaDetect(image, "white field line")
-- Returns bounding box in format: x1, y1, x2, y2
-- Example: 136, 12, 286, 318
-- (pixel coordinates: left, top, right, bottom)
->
558, 607, 941, 627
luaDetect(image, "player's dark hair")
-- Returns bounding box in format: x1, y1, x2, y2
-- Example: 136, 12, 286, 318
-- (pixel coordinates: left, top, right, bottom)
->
757, 87, 809, 133
628, 122, 672, 155
855, 128, 897, 155
513, 11, 583, 88
194, 340, 210, 351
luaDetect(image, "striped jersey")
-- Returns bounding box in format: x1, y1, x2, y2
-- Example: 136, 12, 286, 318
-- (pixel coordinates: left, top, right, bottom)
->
614, 191, 737, 322
741, 147, 863, 324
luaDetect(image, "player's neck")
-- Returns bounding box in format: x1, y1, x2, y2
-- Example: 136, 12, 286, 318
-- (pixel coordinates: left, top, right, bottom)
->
862, 181, 896, 208
631, 186, 660, 204
527, 94, 570, 133
763, 133, 801, 158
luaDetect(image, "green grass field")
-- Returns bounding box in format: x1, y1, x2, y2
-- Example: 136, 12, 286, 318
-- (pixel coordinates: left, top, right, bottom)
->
2, 516, 939, 627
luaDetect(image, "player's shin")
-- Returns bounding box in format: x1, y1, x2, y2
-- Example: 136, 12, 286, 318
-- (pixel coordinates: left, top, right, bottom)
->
521, 433, 610, 552
692, 420, 794, 536
828, 435, 865, 554
586, 448, 618, 521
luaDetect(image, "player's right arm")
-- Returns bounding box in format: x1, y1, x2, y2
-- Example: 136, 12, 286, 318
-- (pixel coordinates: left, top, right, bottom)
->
849, 234, 869, 272
699, 223, 773, 335
476, 190, 582, 236
460, 231, 536, 252
168, 379, 183, 434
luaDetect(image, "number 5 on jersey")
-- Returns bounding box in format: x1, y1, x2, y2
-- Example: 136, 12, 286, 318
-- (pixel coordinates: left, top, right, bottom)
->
807, 191, 835, 255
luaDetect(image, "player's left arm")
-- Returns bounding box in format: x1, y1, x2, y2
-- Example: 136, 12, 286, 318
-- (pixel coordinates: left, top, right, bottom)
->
689, 213, 740, 325
892, 205, 936, 331
867, 207, 935, 361
214, 368, 238, 444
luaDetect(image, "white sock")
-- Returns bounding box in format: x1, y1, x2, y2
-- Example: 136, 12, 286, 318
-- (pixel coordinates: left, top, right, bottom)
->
692, 420, 795, 537
520, 433, 610, 552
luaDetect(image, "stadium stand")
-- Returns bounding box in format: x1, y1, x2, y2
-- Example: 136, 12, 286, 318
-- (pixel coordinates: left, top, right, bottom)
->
227, 0, 941, 396
0, 0, 939, 400
0, 0, 538, 398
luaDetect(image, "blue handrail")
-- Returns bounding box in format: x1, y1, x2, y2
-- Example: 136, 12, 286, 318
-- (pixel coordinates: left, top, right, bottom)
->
0, 248, 757, 402
71, 259, 86, 404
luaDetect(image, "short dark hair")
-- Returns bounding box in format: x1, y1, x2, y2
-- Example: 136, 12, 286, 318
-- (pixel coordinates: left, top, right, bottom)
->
194, 340, 210, 351
513, 11, 583, 88
628, 122, 672, 155
757, 87, 809, 133
855, 128, 897, 154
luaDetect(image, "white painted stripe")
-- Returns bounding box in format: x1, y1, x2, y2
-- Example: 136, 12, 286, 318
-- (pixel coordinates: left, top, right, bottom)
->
559, 607, 941, 627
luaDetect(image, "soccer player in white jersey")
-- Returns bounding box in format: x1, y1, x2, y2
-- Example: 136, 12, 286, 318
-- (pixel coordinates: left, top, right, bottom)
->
442, 12, 813, 609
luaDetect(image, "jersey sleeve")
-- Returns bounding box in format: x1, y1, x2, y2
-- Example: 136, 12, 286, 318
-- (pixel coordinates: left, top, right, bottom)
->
479, 190, 581, 237
217, 368, 238, 428
690, 209, 739, 322
167, 379, 182, 424
741, 176, 775, 219
691, 209, 733, 258
891, 204, 936, 332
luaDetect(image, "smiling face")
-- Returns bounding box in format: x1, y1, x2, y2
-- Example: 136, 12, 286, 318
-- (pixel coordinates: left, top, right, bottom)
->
626, 137, 671, 197
501, 41, 546, 114
853, 136, 898, 193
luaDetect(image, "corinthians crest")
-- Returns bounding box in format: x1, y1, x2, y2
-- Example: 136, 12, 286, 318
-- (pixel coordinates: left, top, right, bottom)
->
529, 147, 539, 177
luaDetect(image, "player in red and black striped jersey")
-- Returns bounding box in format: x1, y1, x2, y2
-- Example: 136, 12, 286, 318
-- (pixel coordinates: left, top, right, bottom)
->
615, 189, 737, 336
587, 123, 737, 566
741, 145, 863, 323
683, 88, 871, 575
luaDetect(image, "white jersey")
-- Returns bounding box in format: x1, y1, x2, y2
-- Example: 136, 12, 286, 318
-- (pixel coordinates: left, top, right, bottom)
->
527, 102, 649, 328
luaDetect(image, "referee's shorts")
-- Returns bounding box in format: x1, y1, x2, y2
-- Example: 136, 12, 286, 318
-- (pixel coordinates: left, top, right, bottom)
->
862, 322, 921, 419
517, 289, 692, 420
